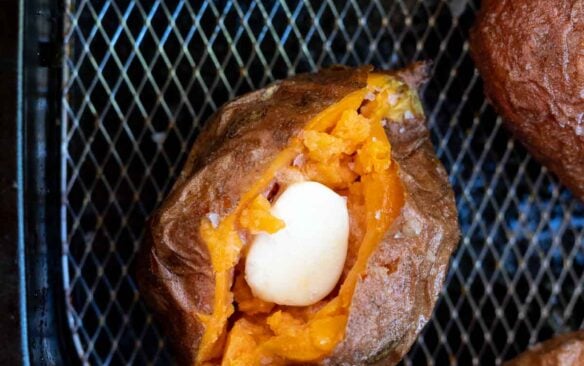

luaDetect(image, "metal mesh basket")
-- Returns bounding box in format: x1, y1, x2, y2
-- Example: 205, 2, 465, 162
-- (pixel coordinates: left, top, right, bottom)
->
56, 0, 584, 364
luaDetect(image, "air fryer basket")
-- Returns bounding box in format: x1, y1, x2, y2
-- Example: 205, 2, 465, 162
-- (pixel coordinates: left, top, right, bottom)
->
43, 0, 584, 364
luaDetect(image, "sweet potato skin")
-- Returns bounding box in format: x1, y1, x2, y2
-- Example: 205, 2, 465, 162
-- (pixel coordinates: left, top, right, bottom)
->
504, 331, 584, 366
136, 65, 459, 365
470, 0, 584, 199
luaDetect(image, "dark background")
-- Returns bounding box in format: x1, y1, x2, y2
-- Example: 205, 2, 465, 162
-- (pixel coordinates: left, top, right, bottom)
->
0, 0, 21, 364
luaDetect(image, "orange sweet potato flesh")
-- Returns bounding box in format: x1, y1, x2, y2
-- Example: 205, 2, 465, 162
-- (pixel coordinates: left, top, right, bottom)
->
216, 89, 404, 365
196, 88, 395, 364
195, 87, 375, 364
239, 195, 285, 235
136, 65, 460, 366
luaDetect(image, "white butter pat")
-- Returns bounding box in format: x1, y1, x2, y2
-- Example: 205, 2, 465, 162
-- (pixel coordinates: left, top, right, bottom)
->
245, 181, 349, 306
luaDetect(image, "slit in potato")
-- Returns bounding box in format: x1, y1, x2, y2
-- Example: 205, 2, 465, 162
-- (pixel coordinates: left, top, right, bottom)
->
197, 73, 421, 365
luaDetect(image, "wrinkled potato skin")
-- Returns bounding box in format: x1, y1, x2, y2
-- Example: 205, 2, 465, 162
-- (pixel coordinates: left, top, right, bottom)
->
504, 331, 584, 366
470, 0, 584, 199
137, 65, 459, 365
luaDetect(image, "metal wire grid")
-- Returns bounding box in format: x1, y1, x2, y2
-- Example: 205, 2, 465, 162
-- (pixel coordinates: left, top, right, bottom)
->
61, 0, 584, 364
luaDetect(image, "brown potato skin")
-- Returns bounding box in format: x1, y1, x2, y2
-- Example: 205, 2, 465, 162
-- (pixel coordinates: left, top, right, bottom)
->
136, 65, 460, 365
504, 331, 584, 366
470, 0, 584, 199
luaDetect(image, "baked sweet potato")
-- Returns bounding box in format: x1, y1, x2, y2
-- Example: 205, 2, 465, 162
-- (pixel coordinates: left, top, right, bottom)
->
504, 331, 584, 366
137, 65, 459, 365
470, 0, 584, 199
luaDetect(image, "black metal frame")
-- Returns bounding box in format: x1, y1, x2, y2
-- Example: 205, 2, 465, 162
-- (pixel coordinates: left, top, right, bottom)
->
18, 0, 78, 364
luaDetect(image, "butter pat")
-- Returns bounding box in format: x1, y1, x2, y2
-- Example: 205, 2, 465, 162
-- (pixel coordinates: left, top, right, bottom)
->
245, 181, 349, 306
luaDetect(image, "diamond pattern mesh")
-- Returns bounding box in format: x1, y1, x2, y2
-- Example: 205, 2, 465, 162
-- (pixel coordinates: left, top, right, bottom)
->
61, 0, 584, 364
